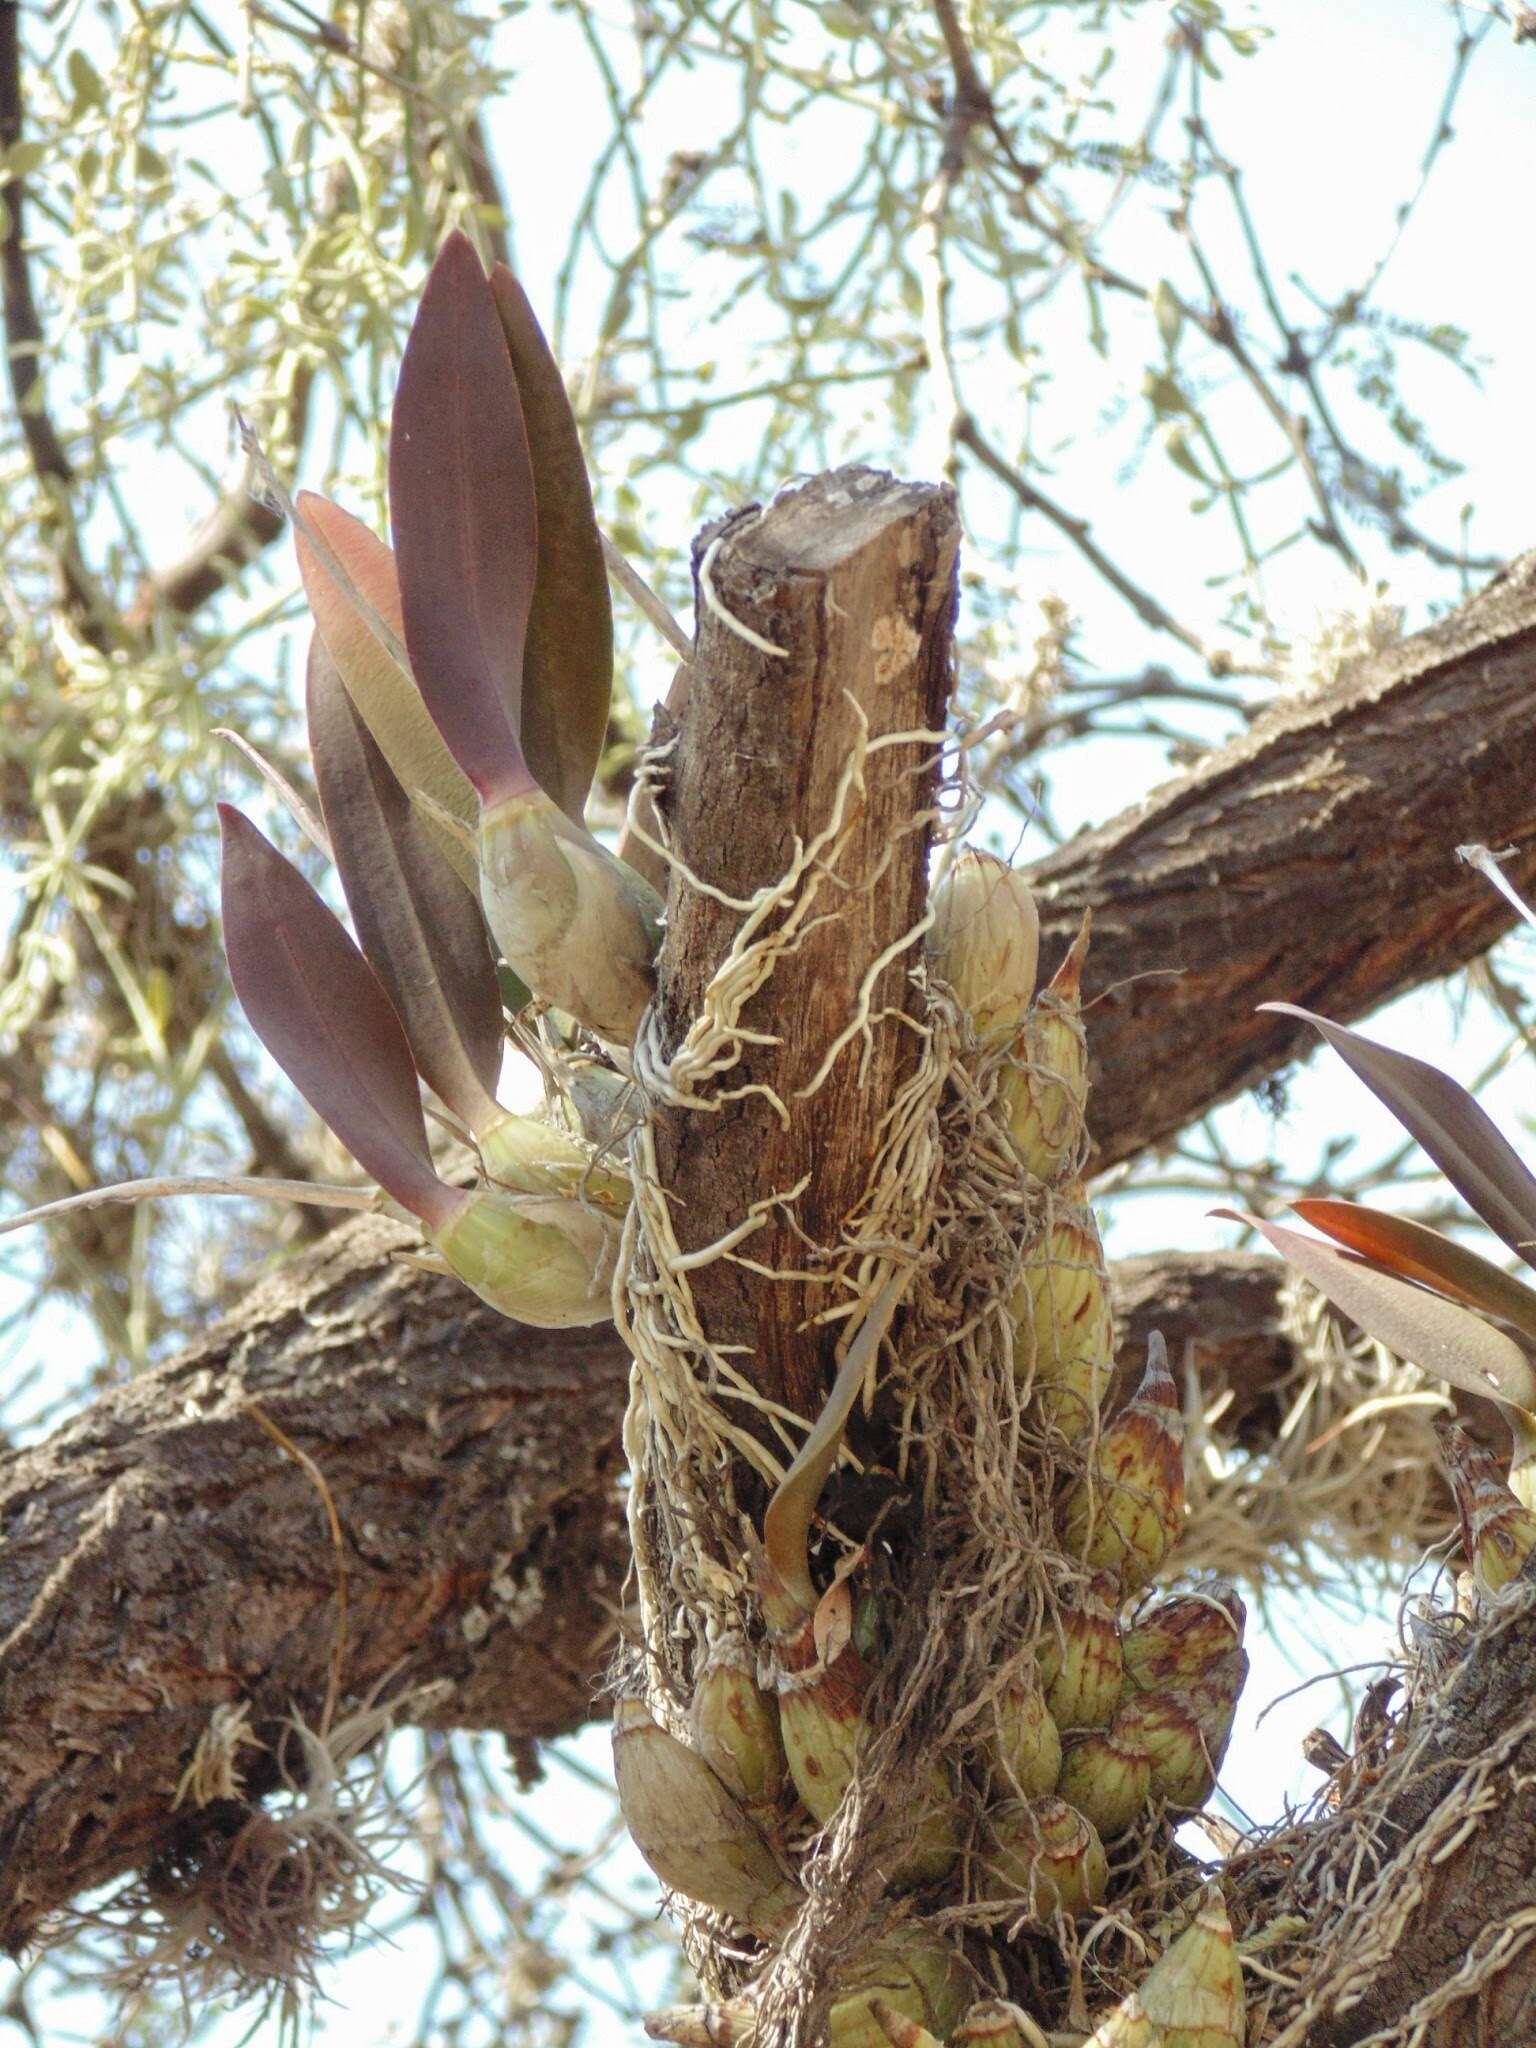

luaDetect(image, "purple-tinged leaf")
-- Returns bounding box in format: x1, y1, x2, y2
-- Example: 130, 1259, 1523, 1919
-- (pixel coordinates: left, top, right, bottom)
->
306, 635, 505, 1136
1214, 1208, 1536, 1413
294, 493, 478, 886
1261, 1003, 1536, 1271
218, 804, 457, 1231
487, 263, 612, 823
389, 231, 538, 807
1293, 1198, 1536, 1344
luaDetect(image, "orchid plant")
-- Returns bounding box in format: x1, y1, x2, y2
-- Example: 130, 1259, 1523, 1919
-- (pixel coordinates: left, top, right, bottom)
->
222, 231, 658, 1323
1218, 999, 1536, 1579
2, 233, 655, 1329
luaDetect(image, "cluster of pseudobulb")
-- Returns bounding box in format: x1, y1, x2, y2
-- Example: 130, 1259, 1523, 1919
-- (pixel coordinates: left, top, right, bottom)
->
617, 852, 1250, 2047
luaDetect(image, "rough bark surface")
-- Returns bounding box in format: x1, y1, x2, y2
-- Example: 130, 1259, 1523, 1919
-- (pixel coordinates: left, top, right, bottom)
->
0, 1245, 1299, 1941
649, 468, 959, 1425
1291, 1591, 1536, 2047
6, 535, 1536, 2032
1035, 548, 1536, 1170
0, 1216, 629, 1951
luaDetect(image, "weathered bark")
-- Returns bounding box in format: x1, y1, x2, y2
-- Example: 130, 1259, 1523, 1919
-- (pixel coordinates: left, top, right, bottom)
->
1037, 548, 1536, 1170
650, 469, 959, 1424
0, 1216, 629, 1952
7, 526, 1536, 2031
0, 1221, 1297, 1951
1286, 1590, 1536, 2047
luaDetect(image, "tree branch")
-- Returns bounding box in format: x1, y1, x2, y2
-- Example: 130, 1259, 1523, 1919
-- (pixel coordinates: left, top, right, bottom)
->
0, 0, 103, 631
1281, 1590, 1536, 2045
0, 1216, 1296, 1949
7, 535, 1536, 1950
0, 0, 69, 489
123, 93, 508, 629
122, 385, 309, 626
956, 415, 1214, 661
1032, 547, 1536, 1170
651, 468, 958, 1425
0, 1216, 630, 1952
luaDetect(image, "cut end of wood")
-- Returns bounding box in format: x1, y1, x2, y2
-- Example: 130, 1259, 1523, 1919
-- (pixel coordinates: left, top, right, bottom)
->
734, 466, 959, 578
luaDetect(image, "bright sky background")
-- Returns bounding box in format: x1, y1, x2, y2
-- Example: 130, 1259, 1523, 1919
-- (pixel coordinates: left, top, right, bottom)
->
17, 1, 1536, 2042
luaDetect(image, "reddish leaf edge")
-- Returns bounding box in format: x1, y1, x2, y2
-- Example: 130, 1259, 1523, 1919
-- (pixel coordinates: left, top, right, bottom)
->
1211, 1205, 1536, 1414
1292, 1197, 1536, 1344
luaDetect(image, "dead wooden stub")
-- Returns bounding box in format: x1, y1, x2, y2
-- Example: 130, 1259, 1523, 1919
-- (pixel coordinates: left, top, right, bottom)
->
649, 466, 959, 1429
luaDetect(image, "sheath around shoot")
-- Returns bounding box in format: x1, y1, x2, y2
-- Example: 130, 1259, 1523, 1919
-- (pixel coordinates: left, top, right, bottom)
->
1060, 1331, 1187, 1591
611, 1700, 803, 1936
1011, 1183, 1115, 1442
1084, 1889, 1245, 2048
1055, 1722, 1152, 1840
1036, 1575, 1124, 1731
982, 1668, 1063, 1800
1116, 1688, 1218, 1810
981, 1796, 1109, 1919
643, 1927, 967, 2048
952, 2002, 1052, 2048
1119, 1588, 1246, 1697
688, 1635, 787, 1813
218, 807, 619, 1327
1438, 1420, 1536, 1595
1001, 915, 1091, 1183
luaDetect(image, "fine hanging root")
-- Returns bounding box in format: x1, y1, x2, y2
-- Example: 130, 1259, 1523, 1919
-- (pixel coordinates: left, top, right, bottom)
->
613, 715, 1251, 2044
62, 1687, 439, 2038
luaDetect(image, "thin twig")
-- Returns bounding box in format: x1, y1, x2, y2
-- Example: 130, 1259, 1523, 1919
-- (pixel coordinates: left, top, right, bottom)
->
0, 0, 103, 632
955, 416, 1214, 665
602, 530, 692, 658
0, 0, 70, 488
0, 1174, 392, 1239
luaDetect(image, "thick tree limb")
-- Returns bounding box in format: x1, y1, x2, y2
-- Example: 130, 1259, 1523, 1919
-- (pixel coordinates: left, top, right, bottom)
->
0, 1241, 1293, 1941
0, 1217, 630, 1952
1032, 547, 1536, 1170
1281, 1590, 1536, 2046
7, 536, 1536, 1970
